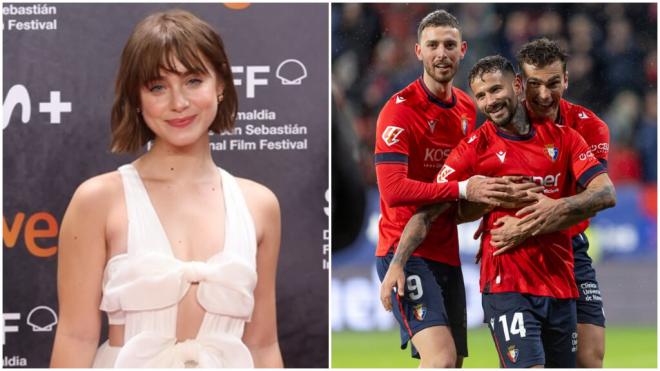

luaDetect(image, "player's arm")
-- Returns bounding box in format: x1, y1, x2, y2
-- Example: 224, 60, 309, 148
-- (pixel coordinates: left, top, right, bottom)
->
514, 173, 615, 236
379, 202, 451, 311
50, 178, 109, 367
456, 176, 542, 223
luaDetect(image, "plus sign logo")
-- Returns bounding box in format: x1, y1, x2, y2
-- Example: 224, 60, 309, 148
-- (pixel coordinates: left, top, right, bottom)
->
39, 91, 71, 124
3, 84, 72, 129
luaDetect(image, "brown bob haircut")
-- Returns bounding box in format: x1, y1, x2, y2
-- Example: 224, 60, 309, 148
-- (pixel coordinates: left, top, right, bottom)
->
111, 9, 238, 153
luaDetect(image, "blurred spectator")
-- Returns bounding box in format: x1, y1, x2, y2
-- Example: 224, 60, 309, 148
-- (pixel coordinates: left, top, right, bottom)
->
605, 90, 641, 147
635, 90, 658, 182
600, 18, 646, 100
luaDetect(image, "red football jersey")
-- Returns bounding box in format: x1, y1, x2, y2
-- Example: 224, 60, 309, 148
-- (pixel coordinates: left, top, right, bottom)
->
437, 120, 606, 298
375, 78, 476, 265
555, 99, 610, 236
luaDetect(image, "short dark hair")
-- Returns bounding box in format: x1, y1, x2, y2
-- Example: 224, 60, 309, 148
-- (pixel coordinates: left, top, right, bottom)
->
516, 38, 568, 76
111, 9, 238, 153
468, 55, 515, 85
417, 9, 461, 41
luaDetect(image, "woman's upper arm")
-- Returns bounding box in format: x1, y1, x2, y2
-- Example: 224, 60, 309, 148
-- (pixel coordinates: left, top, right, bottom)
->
52, 176, 113, 364
239, 180, 283, 366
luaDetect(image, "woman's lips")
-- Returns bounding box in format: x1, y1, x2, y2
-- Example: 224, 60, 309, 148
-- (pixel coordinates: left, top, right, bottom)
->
166, 114, 197, 128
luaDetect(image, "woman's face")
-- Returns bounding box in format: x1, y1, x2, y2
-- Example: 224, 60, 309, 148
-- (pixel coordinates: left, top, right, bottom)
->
139, 57, 222, 148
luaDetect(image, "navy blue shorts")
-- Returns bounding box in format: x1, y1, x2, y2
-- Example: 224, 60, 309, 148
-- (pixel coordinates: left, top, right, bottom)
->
376, 253, 467, 359
572, 233, 606, 327
482, 293, 577, 368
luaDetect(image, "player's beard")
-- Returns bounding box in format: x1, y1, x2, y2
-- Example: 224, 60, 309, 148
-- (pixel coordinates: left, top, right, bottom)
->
425, 59, 459, 84
486, 97, 516, 127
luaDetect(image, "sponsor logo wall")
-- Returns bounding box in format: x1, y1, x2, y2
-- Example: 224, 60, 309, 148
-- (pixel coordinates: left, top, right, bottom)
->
3, 3, 328, 367
332, 186, 657, 332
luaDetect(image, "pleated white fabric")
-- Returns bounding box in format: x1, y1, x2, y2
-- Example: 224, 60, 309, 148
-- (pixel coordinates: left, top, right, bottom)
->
92, 164, 257, 368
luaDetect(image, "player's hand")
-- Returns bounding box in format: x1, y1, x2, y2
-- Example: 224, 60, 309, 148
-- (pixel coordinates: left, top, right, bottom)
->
491, 215, 530, 255
515, 191, 566, 235
379, 262, 405, 312
497, 176, 544, 209
465, 176, 513, 206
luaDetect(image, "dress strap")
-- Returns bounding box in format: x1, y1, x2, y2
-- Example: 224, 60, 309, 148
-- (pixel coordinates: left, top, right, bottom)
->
117, 164, 172, 255
218, 168, 257, 265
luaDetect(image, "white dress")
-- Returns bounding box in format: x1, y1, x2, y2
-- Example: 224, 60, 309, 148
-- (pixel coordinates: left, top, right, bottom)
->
92, 164, 257, 368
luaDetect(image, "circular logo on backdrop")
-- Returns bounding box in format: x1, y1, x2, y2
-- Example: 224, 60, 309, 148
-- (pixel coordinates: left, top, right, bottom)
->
276, 59, 308, 85
26, 306, 58, 332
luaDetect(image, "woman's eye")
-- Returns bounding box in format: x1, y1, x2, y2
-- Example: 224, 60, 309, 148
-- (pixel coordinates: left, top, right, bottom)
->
187, 78, 203, 86
148, 84, 165, 92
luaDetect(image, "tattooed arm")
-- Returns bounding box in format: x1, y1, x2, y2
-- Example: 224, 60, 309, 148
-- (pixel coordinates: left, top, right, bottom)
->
515, 173, 615, 234
491, 173, 616, 253
379, 203, 450, 311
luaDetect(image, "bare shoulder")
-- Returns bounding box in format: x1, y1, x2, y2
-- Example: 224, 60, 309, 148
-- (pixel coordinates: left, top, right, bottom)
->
235, 177, 280, 215
68, 171, 123, 214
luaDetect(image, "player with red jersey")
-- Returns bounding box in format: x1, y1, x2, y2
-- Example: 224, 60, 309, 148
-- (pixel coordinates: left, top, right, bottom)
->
448, 56, 614, 367
488, 39, 612, 367
374, 10, 520, 368
513, 39, 610, 368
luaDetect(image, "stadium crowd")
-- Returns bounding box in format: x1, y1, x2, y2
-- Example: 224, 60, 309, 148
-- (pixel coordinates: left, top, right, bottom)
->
332, 3, 657, 186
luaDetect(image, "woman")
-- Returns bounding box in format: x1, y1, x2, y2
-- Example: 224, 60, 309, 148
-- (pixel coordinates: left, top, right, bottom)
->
50, 9, 283, 368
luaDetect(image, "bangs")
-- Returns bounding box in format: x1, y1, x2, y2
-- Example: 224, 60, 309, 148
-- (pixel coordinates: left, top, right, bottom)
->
135, 29, 212, 86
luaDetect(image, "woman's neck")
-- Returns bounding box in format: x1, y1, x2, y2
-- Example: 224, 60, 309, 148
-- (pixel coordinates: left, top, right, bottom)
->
134, 135, 217, 182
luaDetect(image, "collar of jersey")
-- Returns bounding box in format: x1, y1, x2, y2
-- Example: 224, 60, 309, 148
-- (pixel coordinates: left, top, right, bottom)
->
418, 77, 456, 108
494, 123, 536, 141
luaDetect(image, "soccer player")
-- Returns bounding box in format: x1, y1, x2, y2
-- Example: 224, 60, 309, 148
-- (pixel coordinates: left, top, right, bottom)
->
374, 10, 521, 368
511, 38, 610, 368
459, 56, 616, 368
458, 39, 611, 367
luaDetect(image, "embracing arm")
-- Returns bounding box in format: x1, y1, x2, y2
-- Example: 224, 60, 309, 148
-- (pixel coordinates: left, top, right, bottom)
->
376, 163, 459, 207
516, 173, 616, 235
457, 176, 542, 223
491, 173, 616, 253
50, 179, 109, 367
241, 181, 283, 368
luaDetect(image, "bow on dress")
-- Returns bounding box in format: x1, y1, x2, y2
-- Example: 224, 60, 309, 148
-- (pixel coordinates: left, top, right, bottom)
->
113, 331, 254, 368
99, 251, 257, 367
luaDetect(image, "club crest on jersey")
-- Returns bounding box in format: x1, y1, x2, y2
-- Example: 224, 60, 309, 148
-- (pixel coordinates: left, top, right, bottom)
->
382, 126, 404, 146
436, 164, 455, 183
507, 345, 519, 363
413, 304, 427, 321
427, 119, 437, 133
461, 115, 469, 134
545, 144, 559, 161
